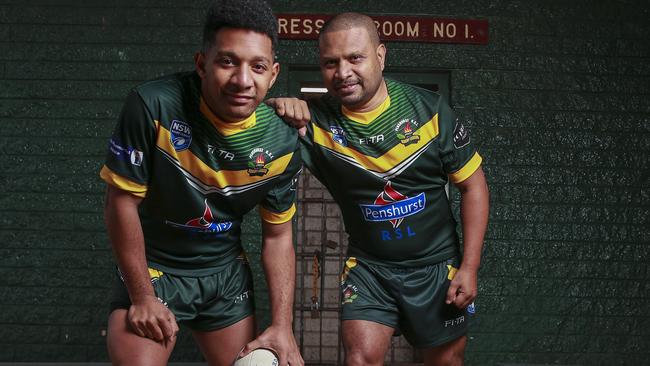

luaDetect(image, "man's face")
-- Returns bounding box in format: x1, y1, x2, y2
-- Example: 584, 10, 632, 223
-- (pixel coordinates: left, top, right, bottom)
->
196, 28, 279, 122
319, 26, 386, 111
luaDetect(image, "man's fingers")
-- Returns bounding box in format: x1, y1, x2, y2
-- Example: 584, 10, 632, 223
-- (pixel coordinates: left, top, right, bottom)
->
276, 101, 286, 116
146, 319, 164, 341
240, 339, 262, 358
159, 316, 175, 339
298, 126, 307, 137
277, 354, 288, 366
131, 323, 146, 338
453, 291, 470, 309
292, 106, 304, 124
171, 317, 180, 336
288, 352, 305, 366
298, 102, 311, 125
458, 292, 477, 309
446, 281, 459, 304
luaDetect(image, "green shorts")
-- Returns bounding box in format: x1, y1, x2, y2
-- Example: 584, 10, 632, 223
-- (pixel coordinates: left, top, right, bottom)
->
340, 256, 472, 348
110, 256, 255, 332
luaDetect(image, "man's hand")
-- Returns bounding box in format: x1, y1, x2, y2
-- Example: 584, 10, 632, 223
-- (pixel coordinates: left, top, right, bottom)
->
445, 266, 478, 309
127, 294, 179, 343
266, 97, 310, 136
241, 325, 304, 366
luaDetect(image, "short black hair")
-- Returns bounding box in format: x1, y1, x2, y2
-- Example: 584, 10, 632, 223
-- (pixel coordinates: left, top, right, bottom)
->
319, 12, 380, 47
202, 0, 278, 54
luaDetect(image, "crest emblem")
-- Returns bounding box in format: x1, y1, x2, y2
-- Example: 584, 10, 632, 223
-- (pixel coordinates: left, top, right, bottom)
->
170, 120, 192, 151
329, 126, 348, 147
341, 284, 359, 304
395, 119, 420, 146
247, 148, 273, 176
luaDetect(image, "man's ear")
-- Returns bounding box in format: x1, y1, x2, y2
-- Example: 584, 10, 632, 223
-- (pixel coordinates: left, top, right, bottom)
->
194, 52, 206, 78
268, 62, 280, 89
377, 43, 386, 71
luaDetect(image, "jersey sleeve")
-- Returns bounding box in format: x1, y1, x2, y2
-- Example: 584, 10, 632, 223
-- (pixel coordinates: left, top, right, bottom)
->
258, 142, 303, 224
99, 90, 157, 197
437, 99, 482, 184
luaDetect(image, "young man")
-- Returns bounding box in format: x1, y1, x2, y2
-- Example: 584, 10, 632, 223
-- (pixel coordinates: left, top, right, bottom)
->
100, 1, 303, 365
270, 13, 489, 366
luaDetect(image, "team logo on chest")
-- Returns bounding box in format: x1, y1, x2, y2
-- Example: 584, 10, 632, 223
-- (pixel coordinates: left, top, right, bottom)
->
359, 181, 426, 228
247, 148, 274, 176
170, 120, 192, 151
165, 199, 232, 234
329, 126, 348, 147
395, 119, 421, 146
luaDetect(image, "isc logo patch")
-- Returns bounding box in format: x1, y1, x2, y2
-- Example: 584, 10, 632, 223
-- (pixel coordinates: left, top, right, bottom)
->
170, 120, 192, 151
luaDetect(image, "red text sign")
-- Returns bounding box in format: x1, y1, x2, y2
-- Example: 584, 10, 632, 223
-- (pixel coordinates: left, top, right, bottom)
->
276, 14, 488, 44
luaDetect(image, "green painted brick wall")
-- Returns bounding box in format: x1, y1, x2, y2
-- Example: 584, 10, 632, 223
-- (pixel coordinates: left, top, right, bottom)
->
0, 0, 648, 364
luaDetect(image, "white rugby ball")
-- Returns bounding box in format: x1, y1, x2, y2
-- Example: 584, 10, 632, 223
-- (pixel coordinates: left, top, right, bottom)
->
233, 348, 279, 366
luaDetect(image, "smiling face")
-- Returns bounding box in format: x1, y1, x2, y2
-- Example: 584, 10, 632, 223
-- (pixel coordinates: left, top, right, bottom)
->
319, 26, 387, 112
195, 27, 279, 122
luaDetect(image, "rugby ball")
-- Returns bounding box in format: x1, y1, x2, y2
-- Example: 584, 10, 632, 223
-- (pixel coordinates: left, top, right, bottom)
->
233, 348, 279, 366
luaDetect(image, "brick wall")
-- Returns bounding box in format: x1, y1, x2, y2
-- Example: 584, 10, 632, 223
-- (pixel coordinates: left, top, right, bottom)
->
0, 0, 648, 364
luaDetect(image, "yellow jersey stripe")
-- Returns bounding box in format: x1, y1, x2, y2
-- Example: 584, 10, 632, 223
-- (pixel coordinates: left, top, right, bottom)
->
259, 203, 296, 224
99, 165, 147, 198
157, 126, 293, 189
342, 96, 391, 124
448, 152, 482, 183
313, 114, 439, 173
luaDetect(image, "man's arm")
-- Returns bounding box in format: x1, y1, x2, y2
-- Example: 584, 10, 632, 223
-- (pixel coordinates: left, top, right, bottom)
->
242, 220, 304, 366
104, 184, 178, 342
265, 97, 311, 136
446, 167, 489, 309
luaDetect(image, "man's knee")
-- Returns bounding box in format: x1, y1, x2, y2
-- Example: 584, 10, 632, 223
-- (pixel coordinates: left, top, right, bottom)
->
345, 349, 384, 366
424, 335, 467, 366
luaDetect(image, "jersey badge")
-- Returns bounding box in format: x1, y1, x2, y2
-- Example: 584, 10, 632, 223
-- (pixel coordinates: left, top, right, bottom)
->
165, 199, 232, 234
108, 139, 144, 167
329, 126, 348, 147
170, 119, 192, 151
453, 119, 471, 149
359, 181, 425, 228
395, 119, 421, 146
341, 284, 359, 304
467, 302, 476, 314
129, 149, 144, 166
247, 148, 273, 176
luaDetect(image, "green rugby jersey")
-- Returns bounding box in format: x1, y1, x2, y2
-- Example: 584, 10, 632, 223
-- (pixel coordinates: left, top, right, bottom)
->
302, 79, 482, 267
100, 72, 301, 276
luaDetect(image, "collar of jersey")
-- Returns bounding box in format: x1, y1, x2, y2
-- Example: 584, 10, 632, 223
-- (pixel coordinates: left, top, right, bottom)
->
200, 97, 256, 136
341, 95, 391, 124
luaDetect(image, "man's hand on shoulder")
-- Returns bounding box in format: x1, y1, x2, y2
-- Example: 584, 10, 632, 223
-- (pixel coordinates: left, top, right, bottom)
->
266, 97, 310, 137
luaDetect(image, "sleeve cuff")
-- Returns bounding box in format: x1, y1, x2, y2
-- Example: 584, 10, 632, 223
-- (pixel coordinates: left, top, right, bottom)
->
448, 152, 482, 184
99, 165, 148, 198
259, 203, 296, 224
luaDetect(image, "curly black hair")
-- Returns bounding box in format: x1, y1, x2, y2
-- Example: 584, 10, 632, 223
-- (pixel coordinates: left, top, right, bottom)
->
202, 0, 278, 54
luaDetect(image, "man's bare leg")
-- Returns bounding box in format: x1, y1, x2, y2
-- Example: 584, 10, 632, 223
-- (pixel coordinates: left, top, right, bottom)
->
342, 320, 394, 366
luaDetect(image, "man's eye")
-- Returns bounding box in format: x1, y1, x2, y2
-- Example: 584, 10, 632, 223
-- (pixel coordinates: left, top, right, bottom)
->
253, 64, 268, 72
219, 58, 234, 66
